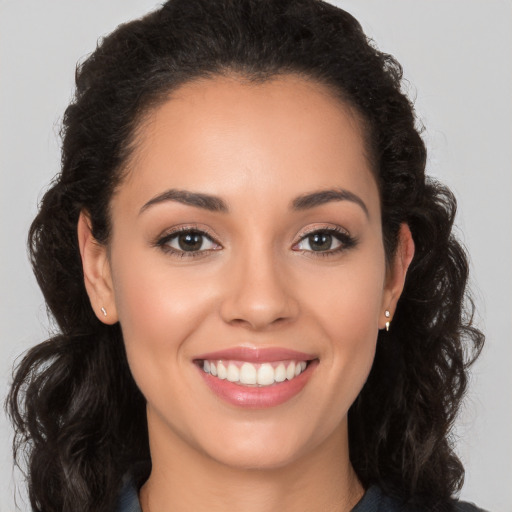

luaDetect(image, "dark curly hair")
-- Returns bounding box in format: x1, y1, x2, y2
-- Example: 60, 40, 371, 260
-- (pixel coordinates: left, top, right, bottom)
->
7, 1, 484, 511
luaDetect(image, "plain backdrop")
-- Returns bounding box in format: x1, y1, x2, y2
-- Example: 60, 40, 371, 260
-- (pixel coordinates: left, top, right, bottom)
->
1, 1, 511, 511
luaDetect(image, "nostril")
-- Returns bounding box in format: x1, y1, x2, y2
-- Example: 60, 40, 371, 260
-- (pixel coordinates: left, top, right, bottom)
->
227, 315, 292, 330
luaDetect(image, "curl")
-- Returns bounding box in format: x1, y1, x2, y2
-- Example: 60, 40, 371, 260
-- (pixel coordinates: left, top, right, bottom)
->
7, 1, 484, 510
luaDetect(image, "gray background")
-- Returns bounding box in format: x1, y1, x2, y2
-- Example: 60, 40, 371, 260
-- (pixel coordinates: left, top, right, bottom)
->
1, 1, 511, 510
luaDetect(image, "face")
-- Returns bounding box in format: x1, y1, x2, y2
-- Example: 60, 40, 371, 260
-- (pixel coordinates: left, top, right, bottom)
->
82, 75, 405, 471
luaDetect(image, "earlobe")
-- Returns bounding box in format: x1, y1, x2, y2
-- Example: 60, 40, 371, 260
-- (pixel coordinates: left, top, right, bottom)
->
77, 211, 118, 324
380, 223, 415, 329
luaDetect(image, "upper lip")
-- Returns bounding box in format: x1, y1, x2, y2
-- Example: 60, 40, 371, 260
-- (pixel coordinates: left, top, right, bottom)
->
194, 347, 317, 363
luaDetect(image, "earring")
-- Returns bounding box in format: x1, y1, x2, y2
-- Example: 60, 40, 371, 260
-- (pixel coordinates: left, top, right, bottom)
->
101, 307, 107, 317
385, 310, 390, 332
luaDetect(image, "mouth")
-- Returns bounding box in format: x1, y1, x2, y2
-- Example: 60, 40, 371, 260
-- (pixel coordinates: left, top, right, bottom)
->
193, 348, 318, 408
196, 359, 310, 387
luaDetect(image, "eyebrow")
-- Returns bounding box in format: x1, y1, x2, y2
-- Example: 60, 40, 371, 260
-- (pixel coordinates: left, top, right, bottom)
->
292, 188, 369, 217
140, 189, 229, 215
139, 187, 369, 217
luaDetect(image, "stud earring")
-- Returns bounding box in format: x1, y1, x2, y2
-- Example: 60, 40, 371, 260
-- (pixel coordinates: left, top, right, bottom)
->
385, 310, 391, 332
101, 307, 107, 317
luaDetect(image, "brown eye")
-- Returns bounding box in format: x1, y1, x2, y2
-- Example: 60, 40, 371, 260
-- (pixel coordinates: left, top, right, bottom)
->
161, 230, 219, 254
307, 232, 334, 251
177, 232, 205, 251
296, 230, 342, 252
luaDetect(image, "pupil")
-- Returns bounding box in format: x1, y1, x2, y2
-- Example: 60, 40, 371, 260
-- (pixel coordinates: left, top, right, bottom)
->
309, 232, 332, 251
178, 232, 203, 251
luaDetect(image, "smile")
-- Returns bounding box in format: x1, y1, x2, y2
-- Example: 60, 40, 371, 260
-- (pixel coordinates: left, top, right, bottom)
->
194, 348, 318, 408
201, 360, 309, 387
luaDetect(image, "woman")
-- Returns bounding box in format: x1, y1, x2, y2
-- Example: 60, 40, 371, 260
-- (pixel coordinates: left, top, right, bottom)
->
7, 0, 486, 511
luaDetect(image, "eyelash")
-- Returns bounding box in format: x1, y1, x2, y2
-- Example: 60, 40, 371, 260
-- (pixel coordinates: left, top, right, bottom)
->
155, 226, 357, 258
155, 226, 221, 258
292, 226, 357, 257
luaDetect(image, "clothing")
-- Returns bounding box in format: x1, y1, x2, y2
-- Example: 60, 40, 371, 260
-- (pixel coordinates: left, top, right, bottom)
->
115, 476, 487, 512
115, 475, 141, 512
351, 487, 486, 512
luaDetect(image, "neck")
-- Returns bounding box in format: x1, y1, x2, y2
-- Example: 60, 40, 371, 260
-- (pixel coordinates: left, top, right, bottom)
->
140, 412, 364, 512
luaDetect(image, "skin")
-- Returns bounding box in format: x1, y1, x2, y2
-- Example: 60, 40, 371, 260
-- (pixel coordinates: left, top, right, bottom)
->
78, 75, 414, 512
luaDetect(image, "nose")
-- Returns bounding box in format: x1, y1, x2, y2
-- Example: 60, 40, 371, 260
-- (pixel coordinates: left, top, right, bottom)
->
219, 250, 299, 331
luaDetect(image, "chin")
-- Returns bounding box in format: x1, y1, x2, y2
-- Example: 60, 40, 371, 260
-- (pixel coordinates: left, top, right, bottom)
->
206, 441, 304, 471
195, 419, 326, 472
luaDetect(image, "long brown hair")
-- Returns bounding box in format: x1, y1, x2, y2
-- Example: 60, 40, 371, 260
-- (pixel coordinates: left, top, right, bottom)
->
7, 1, 484, 510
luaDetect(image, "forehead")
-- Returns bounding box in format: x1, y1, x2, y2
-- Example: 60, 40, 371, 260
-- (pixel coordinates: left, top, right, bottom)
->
116, 74, 378, 217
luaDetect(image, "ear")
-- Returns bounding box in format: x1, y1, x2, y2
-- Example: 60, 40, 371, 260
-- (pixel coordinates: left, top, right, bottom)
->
77, 211, 118, 324
380, 223, 415, 329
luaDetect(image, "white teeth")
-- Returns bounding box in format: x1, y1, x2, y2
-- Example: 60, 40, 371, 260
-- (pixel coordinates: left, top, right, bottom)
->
257, 363, 275, 386
202, 359, 309, 387
275, 363, 286, 382
217, 361, 227, 380
226, 363, 239, 382
239, 362, 257, 384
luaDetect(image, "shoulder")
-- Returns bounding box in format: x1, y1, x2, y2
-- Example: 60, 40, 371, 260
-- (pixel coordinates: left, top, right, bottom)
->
452, 502, 488, 512
114, 480, 488, 512
352, 486, 489, 512
115, 474, 142, 512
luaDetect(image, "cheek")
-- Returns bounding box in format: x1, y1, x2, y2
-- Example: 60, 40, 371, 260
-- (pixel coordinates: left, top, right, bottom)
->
300, 249, 385, 396
303, 251, 385, 338
333, 262, 384, 366
110, 255, 222, 439
109, 245, 217, 377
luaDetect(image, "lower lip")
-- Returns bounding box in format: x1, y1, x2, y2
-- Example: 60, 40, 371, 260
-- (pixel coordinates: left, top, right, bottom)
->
197, 360, 318, 408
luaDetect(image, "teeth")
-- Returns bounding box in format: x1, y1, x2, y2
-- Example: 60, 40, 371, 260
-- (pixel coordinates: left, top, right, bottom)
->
275, 363, 286, 382
286, 362, 295, 380
217, 361, 227, 380
239, 362, 257, 385
201, 359, 309, 387
257, 363, 274, 386
226, 363, 239, 382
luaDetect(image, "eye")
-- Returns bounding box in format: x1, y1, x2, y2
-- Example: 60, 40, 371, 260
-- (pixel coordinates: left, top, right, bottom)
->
293, 228, 356, 254
157, 229, 221, 256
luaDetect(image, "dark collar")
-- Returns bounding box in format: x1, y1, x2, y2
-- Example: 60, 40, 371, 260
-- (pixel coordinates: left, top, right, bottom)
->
115, 478, 485, 512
